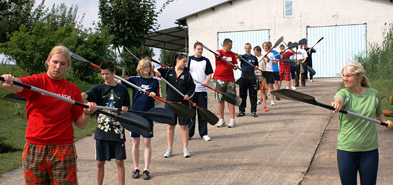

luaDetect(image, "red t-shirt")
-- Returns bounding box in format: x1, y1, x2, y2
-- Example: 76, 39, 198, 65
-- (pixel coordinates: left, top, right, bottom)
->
280, 50, 293, 68
213, 50, 238, 82
16, 73, 84, 145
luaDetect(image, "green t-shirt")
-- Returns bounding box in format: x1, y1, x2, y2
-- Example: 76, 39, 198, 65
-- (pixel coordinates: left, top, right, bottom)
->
334, 88, 383, 152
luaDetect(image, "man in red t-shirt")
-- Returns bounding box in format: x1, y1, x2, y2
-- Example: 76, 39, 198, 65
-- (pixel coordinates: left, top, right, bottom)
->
280, 44, 292, 90
213, 38, 239, 128
1, 45, 97, 184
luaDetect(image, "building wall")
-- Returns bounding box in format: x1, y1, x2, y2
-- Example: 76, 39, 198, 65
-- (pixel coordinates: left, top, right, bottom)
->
185, 0, 393, 76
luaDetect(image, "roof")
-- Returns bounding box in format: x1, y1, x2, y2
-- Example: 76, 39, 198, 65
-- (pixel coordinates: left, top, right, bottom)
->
176, 0, 234, 26
144, 26, 188, 52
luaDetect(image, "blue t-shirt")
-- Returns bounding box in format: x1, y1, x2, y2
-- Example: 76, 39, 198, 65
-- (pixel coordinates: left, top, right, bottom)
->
240, 54, 258, 78
125, 76, 160, 112
271, 50, 280, 72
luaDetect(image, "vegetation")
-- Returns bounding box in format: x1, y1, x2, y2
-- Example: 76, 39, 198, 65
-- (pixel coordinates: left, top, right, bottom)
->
159, 49, 177, 67
356, 24, 393, 110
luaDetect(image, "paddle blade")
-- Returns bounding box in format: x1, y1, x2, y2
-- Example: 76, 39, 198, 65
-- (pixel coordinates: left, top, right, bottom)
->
222, 92, 241, 106
288, 42, 298, 50
242, 71, 255, 80
146, 107, 176, 123
261, 71, 272, 79
118, 112, 151, 136
283, 59, 296, 66
271, 89, 318, 105
197, 108, 219, 125
273, 36, 284, 48
4, 93, 26, 103
306, 65, 316, 76
298, 38, 307, 45
166, 102, 195, 120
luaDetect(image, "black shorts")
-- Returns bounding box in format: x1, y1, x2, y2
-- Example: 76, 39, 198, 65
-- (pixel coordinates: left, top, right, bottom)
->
95, 139, 126, 161
272, 72, 280, 81
266, 72, 274, 84
165, 103, 191, 125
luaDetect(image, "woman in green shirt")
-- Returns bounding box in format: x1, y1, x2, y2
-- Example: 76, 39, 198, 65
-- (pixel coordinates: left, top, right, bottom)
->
331, 62, 392, 185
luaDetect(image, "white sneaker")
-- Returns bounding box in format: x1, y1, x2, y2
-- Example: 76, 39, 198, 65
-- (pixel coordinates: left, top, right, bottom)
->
202, 135, 211, 141
216, 119, 226, 128
183, 148, 190, 158
257, 99, 262, 105
164, 148, 172, 158
228, 119, 236, 128
271, 100, 275, 106
310, 79, 314, 82
291, 86, 296, 90
286, 86, 289, 89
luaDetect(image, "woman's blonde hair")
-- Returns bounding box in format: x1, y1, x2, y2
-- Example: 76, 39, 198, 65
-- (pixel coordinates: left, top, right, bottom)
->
341, 62, 370, 88
136, 57, 153, 77
47, 45, 70, 64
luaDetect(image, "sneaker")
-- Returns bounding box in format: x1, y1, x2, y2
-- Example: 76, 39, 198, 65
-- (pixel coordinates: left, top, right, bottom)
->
251, 112, 258, 117
183, 148, 190, 158
276, 96, 280, 100
132, 169, 140, 179
236, 112, 245, 117
216, 119, 226, 128
310, 79, 314, 82
188, 136, 192, 140
286, 86, 289, 89
291, 86, 296, 90
302, 84, 306, 87
228, 119, 236, 128
257, 99, 262, 104
263, 106, 268, 112
142, 170, 150, 180
271, 100, 275, 106
164, 148, 172, 158
202, 135, 211, 141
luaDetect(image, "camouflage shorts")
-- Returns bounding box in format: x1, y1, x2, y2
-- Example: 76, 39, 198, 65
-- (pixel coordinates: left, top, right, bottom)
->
213, 79, 236, 102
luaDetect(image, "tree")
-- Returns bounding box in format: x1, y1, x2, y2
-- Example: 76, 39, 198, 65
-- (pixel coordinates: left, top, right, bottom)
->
159, 49, 177, 67
121, 46, 154, 76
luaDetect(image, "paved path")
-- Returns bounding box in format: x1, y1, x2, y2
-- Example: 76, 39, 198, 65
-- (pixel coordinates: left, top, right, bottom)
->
1, 78, 393, 185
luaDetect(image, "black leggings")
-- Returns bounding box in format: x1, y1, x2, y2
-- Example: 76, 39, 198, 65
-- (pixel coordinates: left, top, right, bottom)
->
337, 149, 379, 185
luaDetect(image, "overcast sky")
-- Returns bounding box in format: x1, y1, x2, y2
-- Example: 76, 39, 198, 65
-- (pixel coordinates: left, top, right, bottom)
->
41, 0, 227, 29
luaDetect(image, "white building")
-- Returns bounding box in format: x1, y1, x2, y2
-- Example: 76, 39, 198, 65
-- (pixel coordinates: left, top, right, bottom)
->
176, 0, 393, 78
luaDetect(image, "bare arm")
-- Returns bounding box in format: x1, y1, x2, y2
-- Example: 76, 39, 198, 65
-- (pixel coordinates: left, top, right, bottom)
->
331, 98, 343, 113
202, 74, 212, 86
1, 74, 23, 93
81, 92, 88, 102
376, 114, 393, 129
74, 102, 97, 129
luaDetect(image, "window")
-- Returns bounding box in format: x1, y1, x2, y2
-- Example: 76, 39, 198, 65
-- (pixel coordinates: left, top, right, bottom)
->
283, 0, 293, 17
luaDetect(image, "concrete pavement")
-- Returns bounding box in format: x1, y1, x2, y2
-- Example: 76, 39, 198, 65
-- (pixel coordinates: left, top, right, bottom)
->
1, 78, 393, 185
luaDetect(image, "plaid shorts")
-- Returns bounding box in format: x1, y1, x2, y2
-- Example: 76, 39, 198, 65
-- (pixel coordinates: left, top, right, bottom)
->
213, 79, 236, 102
23, 143, 78, 185
279, 65, 291, 81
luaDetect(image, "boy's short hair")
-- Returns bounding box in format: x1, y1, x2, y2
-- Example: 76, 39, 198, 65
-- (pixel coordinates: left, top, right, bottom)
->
194, 41, 203, 49
223, 38, 232, 46
253, 46, 261, 52
100, 60, 115, 72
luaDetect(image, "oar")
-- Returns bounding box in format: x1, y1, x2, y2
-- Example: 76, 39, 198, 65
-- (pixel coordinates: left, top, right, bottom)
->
4, 93, 26, 103
97, 106, 175, 124
198, 41, 255, 80
70, 51, 195, 120
0, 77, 151, 136
261, 36, 284, 59
282, 59, 296, 66
308, 37, 324, 54
305, 65, 316, 76
153, 70, 218, 125
124, 47, 170, 68
238, 57, 272, 79
193, 79, 241, 106
271, 89, 389, 127
124, 48, 215, 124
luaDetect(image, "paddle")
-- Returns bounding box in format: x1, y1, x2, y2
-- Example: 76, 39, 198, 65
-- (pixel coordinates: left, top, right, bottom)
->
271, 89, 389, 127
308, 37, 324, 54
193, 79, 241, 106
70, 51, 195, 120
124, 47, 170, 68
153, 70, 218, 125
198, 41, 255, 80
0, 77, 151, 136
97, 106, 175, 124
261, 36, 284, 59
238, 57, 272, 79
4, 93, 26, 103
282, 59, 296, 66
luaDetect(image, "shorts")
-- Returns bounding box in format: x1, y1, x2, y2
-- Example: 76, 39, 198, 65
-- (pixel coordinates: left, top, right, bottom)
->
213, 79, 236, 102
23, 143, 78, 184
131, 115, 154, 138
265, 72, 274, 84
165, 103, 191, 125
95, 139, 126, 161
279, 65, 291, 81
290, 66, 296, 79
256, 75, 267, 90
272, 72, 280, 81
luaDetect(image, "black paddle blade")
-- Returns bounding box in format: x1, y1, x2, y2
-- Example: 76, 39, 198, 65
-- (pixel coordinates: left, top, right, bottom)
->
273, 36, 284, 48
222, 92, 242, 106
288, 42, 298, 50
271, 89, 318, 105
305, 65, 316, 76
283, 59, 296, 66
261, 71, 272, 79
298, 38, 307, 45
146, 107, 176, 124
4, 93, 26, 103
197, 108, 219, 125
118, 112, 151, 136
242, 70, 255, 80
166, 102, 195, 120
